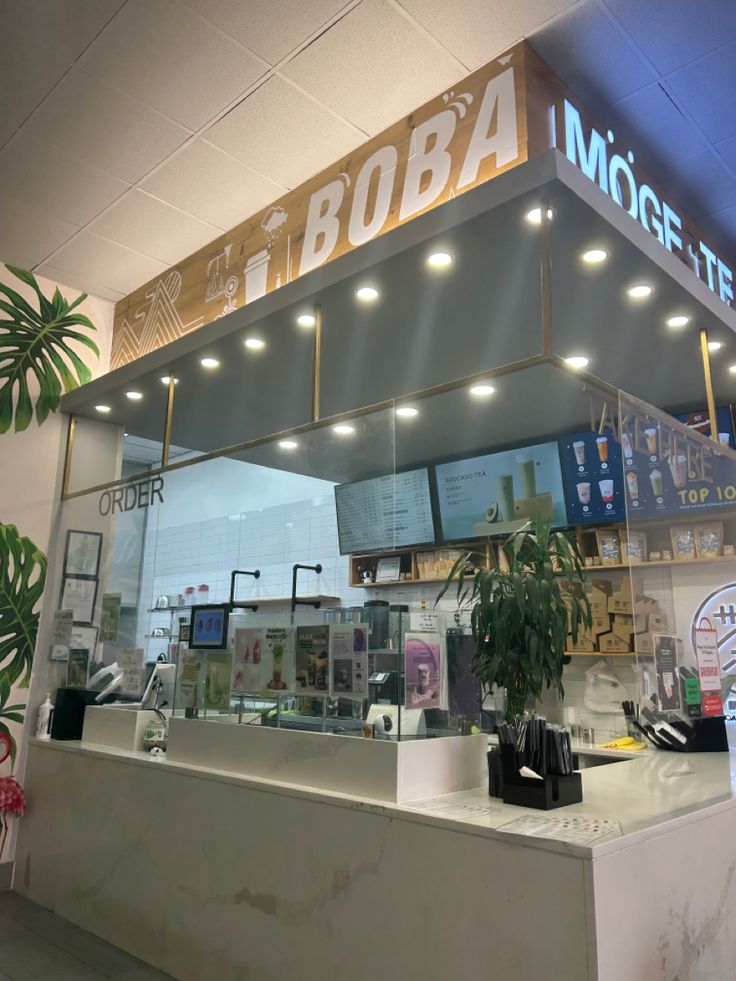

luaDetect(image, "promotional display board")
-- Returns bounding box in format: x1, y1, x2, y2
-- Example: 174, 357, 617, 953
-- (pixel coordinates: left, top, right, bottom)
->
335, 469, 435, 554
558, 428, 625, 524
435, 441, 567, 541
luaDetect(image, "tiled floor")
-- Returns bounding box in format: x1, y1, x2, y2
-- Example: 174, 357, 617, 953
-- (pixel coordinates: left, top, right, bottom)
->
0, 892, 173, 981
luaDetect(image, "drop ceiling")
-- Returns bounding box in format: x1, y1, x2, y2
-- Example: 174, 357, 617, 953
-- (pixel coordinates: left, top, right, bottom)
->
2, 0, 736, 301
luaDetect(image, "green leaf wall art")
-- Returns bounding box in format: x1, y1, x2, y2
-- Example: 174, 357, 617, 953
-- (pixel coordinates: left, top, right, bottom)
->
0, 265, 99, 434
0, 524, 47, 766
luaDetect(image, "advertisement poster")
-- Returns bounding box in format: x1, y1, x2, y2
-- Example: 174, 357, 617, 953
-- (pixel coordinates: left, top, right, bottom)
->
295, 625, 330, 693
435, 441, 567, 541
176, 652, 203, 710
205, 650, 233, 710
446, 631, 482, 717
118, 648, 145, 697
100, 593, 122, 642
232, 628, 264, 694
694, 618, 721, 693
653, 634, 681, 711
404, 632, 446, 710
558, 428, 625, 524
66, 648, 90, 688
621, 408, 736, 519
261, 627, 296, 692
329, 624, 368, 698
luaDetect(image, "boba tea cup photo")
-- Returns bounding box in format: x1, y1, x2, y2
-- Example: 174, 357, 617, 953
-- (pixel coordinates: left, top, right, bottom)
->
626, 471, 639, 502
644, 428, 658, 455
668, 454, 687, 489
599, 479, 614, 504
576, 482, 591, 505
573, 441, 586, 466
621, 432, 633, 459
596, 436, 608, 463
650, 469, 663, 498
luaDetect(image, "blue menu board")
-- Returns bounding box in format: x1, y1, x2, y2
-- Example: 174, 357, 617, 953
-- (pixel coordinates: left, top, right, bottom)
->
559, 428, 625, 524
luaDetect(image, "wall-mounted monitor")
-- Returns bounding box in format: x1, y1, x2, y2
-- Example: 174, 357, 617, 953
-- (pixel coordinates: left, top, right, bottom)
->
189, 604, 230, 650
435, 441, 568, 542
559, 427, 625, 525
335, 468, 436, 555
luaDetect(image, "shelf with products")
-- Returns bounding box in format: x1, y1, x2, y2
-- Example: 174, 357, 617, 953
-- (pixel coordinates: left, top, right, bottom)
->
350, 541, 496, 588
573, 513, 736, 567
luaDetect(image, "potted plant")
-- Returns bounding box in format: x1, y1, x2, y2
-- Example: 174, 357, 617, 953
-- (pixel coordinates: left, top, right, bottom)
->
437, 519, 591, 720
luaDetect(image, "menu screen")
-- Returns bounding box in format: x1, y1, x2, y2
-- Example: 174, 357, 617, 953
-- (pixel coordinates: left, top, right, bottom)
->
335, 469, 436, 554
435, 441, 567, 541
559, 428, 625, 524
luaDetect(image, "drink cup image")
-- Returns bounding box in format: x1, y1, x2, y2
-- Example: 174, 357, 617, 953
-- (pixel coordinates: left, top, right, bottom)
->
516, 453, 537, 499
272, 644, 284, 685
719, 433, 730, 446
621, 432, 633, 458
417, 663, 431, 695
599, 479, 614, 503
315, 652, 328, 691
644, 428, 657, 455
668, 454, 687, 489
650, 469, 663, 497
497, 473, 516, 522
596, 436, 608, 462
626, 471, 639, 500
576, 482, 591, 504
573, 441, 586, 466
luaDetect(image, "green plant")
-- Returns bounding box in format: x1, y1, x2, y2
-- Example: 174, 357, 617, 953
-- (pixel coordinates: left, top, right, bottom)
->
0, 265, 99, 433
437, 519, 591, 719
0, 524, 47, 765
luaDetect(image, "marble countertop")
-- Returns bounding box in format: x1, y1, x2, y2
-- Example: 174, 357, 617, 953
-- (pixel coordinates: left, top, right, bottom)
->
29, 731, 736, 859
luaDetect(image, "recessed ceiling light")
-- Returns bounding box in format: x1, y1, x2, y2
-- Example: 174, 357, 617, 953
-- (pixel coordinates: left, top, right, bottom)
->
333, 424, 356, 435
627, 283, 653, 299
244, 337, 265, 350
708, 341, 722, 352
564, 355, 590, 369
278, 439, 299, 450
469, 383, 496, 397
395, 406, 418, 418
200, 357, 220, 369
160, 376, 178, 385
427, 251, 453, 269
95, 404, 111, 414
296, 313, 316, 328
581, 248, 608, 264
355, 286, 379, 302
666, 315, 689, 329
124, 432, 129, 437
525, 207, 554, 225
125, 390, 143, 401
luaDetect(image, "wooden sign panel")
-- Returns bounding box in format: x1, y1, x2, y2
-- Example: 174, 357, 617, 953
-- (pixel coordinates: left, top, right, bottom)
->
111, 42, 531, 368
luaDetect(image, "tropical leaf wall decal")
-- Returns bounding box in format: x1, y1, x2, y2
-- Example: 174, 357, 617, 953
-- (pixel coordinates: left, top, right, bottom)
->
0, 523, 47, 766
0, 265, 99, 434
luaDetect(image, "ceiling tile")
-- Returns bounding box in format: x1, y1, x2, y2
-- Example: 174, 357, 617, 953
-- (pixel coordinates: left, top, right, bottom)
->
0, 132, 129, 225
530, 0, 657, 112
700, 204, 736, 260
186, 0, 350, 65
141, 139, 285, 229
606, 83, 709, 170
0, 28, 69, 128
206, 75, 363, 188
4, 0, 126, 62
81, 0, 267, 129
666, 40, 736, 143
602, 0, 736, 76
45, 231, 168, 295
89, 190, 220, 264
667, 150, 736, 219
0, 192, 77, 269
397, 0, 579, 70
34, 263, 125, 302
282, 0, 461, 135
21, 68, 190, 183
714, 133, 736, 173
0, 100, 18, 148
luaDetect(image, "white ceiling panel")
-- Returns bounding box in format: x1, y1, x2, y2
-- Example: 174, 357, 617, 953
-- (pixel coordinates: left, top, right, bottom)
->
34, 263, 125, 302
667, 149, 736, 218
602, 0, 736, 76
81, 0, 267, 130
4, 0, 127, 63
185, 0, 352, 65
0, 29, 69, 129
607, 83, 709, 168
0, 100, 19, 148
0, 132, 129, 225
0, 192, 77, 269
89, 190, 220, 265
397, 0, 579, 70
283, 0, 461, 136
21, 68, 190, 183
206, 75, 363, 188
46, 231, 168, 296
141, 139, 286, 229
666, 40, 736, 144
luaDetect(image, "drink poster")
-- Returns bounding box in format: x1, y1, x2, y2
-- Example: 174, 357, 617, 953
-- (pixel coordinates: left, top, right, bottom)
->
261, 627, 296, 692
66, 648, 90, 688
232, 627, 264, 694
296, 625, 330, 694
204, 650, 233, 710
404, 633, 446, 710
100, 593, 122, 642
653, 634, 681, 711
694, 618, 721, 693
329, 624, 368, 698
558, 428, 625, 524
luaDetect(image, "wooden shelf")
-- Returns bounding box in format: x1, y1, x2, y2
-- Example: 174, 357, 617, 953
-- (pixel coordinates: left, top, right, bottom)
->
250, 595, 341, 609
584, 554, 736, 572
361, 577, 447, 588
565, 650, 635, 658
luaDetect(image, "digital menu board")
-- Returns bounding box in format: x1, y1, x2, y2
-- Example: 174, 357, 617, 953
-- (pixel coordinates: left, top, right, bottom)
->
435, 441, 568, 541
559, 428, 625, 524
335, 468, 436, 554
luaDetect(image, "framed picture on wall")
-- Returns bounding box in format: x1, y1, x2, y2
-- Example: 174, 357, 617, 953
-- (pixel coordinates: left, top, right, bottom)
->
60, 575, 98, 624
63, 530, 102, 578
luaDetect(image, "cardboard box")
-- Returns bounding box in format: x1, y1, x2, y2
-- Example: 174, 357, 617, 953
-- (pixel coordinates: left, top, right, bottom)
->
612, 613, 635, 641
649, 613, 670, 633
592, 613, 611, 636
598, 631, 633, 654
589, 580, 613, 616
569, 631, 596, 652
636, 633, 654, 655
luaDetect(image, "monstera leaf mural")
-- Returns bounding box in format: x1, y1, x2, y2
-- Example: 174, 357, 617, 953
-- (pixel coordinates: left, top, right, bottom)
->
0, 265, 99, 434
0, 524, 47, 764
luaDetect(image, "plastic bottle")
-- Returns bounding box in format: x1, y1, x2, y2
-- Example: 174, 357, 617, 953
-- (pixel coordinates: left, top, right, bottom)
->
36, 693, 54, 740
